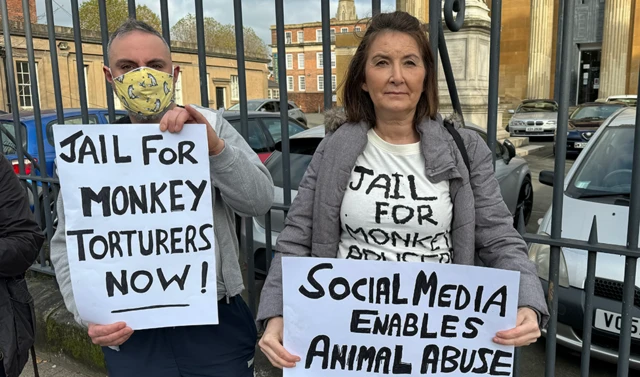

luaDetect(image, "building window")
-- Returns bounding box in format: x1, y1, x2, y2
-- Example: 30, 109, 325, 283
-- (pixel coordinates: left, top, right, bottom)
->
331, 52, 336, 68
330, 28, 336, 42
273, 89, 280, 99
231, 75, 239, 101
355, 26, 361, 32
298, 53, 305, 69
316, 52, 323, 68
286, 54, 293, 69
316, 29, 322, 42
298, 76, 306, 91
317, 75, 324, 91
16, 61, 38, 108
285, 31, 292, 44
297, 31, 304, 43
341, 27, 348, 33
332, 75, 337, 91
287, 76, 294, 91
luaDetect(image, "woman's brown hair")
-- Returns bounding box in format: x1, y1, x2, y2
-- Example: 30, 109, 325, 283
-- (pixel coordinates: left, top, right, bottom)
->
342, 11, 438, 126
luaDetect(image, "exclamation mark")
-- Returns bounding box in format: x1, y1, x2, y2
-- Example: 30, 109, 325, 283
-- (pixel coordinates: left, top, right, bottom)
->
201, 261, 208, 293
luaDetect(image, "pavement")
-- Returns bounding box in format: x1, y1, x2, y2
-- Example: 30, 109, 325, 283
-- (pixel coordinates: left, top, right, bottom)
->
21, 138, 621, 377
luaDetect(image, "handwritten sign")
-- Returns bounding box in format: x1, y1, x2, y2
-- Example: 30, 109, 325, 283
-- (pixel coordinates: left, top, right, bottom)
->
283, 258, 519, 376
53, 123, 218, 330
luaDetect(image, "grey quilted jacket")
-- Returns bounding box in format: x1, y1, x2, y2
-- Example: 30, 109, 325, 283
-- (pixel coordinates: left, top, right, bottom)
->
256, 113, 549, 331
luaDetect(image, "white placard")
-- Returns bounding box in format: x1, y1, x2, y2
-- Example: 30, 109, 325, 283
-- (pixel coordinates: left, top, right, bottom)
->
53, 123, 218, 330
283, 258, 520, 377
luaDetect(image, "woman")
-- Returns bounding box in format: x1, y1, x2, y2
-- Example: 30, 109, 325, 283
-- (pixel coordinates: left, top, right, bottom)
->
256, 11, 549, 369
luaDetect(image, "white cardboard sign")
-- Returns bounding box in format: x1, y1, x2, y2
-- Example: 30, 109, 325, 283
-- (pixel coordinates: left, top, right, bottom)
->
53, 123, 218, 330
283, 258, 520, 377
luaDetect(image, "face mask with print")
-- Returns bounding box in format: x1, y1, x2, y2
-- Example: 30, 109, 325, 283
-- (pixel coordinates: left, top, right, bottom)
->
111, 67, 174, 117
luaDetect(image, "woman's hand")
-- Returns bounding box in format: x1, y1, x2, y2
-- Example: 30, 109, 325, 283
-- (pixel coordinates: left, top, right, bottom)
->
493, 307, 541, 346
258, 317, 300, 369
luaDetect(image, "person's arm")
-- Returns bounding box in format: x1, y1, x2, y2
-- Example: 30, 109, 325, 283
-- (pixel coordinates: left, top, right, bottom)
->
0, 154, 44, 277
206, 111, 274, 217
464, 131, 550, 329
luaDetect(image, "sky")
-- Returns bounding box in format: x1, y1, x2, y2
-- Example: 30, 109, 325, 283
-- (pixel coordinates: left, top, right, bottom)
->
34, 0, 397, 45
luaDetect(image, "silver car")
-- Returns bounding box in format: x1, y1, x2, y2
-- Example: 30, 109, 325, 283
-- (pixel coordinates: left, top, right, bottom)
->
531, 107, 639, 369
508, 99, 558, 138
250, 124, 533, 277
228, 99, 307, 126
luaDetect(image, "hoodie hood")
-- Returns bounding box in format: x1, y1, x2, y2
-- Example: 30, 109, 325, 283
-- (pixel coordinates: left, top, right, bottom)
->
323, 107, 464, 132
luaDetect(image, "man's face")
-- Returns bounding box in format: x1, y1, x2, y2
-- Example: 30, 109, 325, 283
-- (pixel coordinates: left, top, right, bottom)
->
103, 31, 180, 122
104, 30, 178, 82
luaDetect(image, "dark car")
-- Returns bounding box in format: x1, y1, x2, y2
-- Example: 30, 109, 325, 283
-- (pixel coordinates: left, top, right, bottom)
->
221, 111, 307, 162
557, 102, 627, 156
227, 99, 308, 126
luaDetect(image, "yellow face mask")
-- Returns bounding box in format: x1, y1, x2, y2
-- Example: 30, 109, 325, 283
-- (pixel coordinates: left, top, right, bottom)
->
111, 67, 174, 117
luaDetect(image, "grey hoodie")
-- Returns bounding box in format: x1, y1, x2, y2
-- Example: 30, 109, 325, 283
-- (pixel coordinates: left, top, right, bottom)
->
50, 106, 274, 327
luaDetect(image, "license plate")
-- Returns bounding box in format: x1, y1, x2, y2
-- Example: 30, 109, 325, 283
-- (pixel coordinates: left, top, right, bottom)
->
594, 309, 640, 339
574, 142, 588, 149
526, 126, 543, 132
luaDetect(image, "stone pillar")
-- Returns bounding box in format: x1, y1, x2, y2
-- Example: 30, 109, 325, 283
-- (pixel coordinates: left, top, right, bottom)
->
599, 0, 633, 99
526, 0, 554, 99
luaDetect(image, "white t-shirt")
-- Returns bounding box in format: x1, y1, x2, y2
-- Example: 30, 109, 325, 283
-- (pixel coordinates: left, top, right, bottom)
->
337, 128, 454, 263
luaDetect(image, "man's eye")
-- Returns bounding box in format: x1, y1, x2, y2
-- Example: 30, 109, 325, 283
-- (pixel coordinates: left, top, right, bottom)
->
151, 64, 163, 69
120, 65, 132, 71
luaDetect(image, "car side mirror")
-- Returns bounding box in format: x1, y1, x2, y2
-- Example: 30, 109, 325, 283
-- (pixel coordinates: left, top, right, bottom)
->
539, 170, 555, 187
502, 139, 516, 163
508, 109, 515, 114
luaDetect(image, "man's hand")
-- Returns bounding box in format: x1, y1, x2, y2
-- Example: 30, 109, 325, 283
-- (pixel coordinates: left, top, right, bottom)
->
87, 322, 134, 347
493, 307, 541, 347
258, 317, 300, 369
159, 105, 225, 156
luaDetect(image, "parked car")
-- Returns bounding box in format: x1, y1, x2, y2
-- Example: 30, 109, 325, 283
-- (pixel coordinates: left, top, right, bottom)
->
508, 99, 558, 138
605, 94, 637, 107
531, 106, 639, 369
248, 123, 533, 277
221, 111, 307, 162
556, 102, 627, 156
227, 99, 308, 126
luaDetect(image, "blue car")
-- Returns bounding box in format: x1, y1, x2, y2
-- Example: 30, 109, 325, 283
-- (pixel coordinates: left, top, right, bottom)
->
0, 108, 127, 225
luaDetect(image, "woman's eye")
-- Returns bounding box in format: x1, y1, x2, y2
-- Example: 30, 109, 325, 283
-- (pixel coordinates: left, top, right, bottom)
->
376, 60, 388, 66
405, 61, 417, 66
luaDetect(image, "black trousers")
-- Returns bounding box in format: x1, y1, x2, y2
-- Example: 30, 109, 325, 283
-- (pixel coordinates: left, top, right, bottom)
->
102, 295, 257, 377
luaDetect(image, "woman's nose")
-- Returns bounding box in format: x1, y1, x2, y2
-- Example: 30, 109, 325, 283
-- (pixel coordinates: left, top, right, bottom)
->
389, 63, 404, 84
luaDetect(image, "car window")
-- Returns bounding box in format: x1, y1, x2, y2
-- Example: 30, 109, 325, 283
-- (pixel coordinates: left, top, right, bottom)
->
288, 103, 295, 110
260, 118, 305, 144
46, 115, 99, 146
570, 105, 624, 121
261, 102, 276, 112
266, 151, 314, 190
567, 125, 634, 197
105, 113, 127, 123
0, 121, 27, 155
228, 119, 270, 152
516, 101, 558, 113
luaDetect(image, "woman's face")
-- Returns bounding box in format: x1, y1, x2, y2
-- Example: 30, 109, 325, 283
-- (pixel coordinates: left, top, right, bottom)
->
362, 31, 426, 121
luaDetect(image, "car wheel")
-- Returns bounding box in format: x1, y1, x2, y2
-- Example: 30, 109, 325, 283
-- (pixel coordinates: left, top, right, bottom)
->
514, 176, 533, 228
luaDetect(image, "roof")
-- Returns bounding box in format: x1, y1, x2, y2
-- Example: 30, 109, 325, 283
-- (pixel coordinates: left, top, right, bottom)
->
576, 102, 628, 107
520, 99, 558, 105
608, 107, 637, 127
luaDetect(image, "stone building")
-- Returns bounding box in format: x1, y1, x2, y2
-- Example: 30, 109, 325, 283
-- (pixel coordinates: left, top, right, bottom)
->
0, 2, 270, 113
269, 0, 367, 113
397, 0, 640, 107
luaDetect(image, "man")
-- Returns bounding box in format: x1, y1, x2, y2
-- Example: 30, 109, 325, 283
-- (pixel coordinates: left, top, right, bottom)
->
50, 19, 274, 377
0, 153, 45, 377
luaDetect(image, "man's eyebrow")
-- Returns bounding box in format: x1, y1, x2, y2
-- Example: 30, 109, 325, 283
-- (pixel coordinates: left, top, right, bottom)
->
114, 59, 137, 66
146, 59, 168, 66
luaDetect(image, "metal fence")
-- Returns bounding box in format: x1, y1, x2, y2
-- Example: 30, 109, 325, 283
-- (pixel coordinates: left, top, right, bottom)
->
1, 0, 639, 376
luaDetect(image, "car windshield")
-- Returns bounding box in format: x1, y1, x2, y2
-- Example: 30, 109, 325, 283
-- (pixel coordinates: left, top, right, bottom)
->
516, 102, 558, 113
228, 101, 262, 111
567, 125, 634, 199
571, 105, 624, 121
